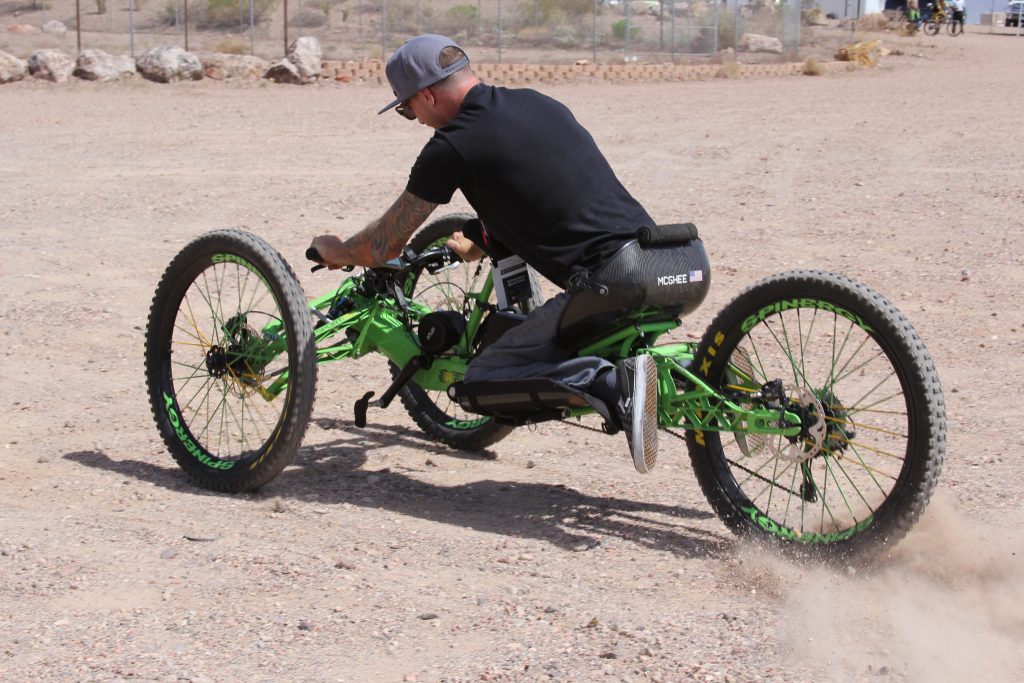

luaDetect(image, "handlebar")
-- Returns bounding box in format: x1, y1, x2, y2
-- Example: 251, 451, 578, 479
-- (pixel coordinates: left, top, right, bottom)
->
305, 247, 327, 272
305, 244, 458, 275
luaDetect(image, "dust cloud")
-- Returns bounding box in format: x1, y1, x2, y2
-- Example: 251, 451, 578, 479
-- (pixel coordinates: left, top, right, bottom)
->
738, 492, 1024, 682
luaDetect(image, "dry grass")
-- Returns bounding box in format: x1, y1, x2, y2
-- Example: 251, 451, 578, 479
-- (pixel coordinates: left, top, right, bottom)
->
802, 57, 824, 76
853, 12, 894, 32
213, 37, 248, 55
716, 61, 741, 79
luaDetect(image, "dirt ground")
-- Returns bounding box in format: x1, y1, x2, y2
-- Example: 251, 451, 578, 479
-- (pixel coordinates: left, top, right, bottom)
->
2, 26, 1023, 683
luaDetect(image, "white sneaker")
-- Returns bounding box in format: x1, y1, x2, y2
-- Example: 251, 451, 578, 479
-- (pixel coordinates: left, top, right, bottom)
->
616, 355, 659, 474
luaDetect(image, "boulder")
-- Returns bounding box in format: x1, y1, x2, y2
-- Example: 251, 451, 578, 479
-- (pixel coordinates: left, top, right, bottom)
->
286, 35, 322, 80
28, 49, 75, 83
738, 33, 783, 54
42, 20, 68, 36
200, 52, 266, 80
263, 58, 303, 84
74, 49, 137, 81
136, 46, 203, 83
0, 49, 27, 83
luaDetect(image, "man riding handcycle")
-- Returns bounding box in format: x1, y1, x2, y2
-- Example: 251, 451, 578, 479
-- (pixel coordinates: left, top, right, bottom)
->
309, 34, 711, 475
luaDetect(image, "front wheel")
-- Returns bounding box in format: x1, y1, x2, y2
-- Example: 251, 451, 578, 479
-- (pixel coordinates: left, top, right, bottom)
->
946, 20, 962, 36
145, 230, 317, 492
685, 271, 946, 560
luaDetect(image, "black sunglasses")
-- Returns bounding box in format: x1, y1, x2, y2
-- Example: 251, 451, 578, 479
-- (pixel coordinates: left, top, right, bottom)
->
395, 97, 416, 120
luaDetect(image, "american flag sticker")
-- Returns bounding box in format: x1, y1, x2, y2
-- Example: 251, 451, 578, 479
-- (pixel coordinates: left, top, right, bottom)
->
689, 270, 704, 283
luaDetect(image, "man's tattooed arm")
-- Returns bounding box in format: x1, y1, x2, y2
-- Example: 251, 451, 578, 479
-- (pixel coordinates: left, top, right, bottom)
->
310, 192, 438, 268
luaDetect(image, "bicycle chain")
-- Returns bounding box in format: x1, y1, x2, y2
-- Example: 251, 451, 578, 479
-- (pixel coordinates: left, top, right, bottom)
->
554, 417, 688, 443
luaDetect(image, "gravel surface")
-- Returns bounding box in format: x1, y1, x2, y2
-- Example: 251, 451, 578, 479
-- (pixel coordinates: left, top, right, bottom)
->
2, 27, 1023, 683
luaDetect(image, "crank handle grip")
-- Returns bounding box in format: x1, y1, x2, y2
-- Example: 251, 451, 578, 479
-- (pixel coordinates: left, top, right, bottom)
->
306, 247, 326, 272
305, 246, 354, 273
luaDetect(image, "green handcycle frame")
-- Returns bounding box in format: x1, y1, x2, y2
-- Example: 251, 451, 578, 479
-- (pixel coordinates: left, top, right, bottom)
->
253, 257, 803, 442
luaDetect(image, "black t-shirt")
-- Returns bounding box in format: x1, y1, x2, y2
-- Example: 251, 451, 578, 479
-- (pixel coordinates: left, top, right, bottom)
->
406, 84, 653, 286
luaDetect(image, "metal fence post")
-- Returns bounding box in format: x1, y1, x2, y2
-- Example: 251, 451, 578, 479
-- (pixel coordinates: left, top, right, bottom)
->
671, 0, 676, 61
625, 0, 631, 55
129, 0, 136, 58
593, 0, 598, 62
498, 0, 503, 63
380, 0, 386, 60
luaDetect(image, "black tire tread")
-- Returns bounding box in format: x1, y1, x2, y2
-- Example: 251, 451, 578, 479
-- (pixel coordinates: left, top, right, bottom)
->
145, 229, 317, 492
686, 270, 946, 560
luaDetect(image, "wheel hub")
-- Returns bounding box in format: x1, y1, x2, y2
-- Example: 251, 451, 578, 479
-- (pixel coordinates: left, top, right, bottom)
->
205, 345, 228, 378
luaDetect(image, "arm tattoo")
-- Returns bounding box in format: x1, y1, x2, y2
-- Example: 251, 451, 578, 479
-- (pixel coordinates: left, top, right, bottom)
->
370, 192, 438, 263
336, 192, 437, 267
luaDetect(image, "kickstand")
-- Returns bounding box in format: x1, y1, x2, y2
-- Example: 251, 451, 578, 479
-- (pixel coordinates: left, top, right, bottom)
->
353, 356, 430, 428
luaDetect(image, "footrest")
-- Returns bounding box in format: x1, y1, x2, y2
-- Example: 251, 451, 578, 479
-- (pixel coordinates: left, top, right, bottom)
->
449, 378, 615, 428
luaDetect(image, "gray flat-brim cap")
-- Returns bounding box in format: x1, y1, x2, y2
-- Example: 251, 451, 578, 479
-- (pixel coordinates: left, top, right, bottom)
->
378, 34, 470, 115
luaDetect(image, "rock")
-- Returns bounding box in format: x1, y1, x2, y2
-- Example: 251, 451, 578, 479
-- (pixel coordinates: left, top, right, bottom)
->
263, 58, 303, 84
286, 35, 322, 81
27, 49, 75, 83
42, 20, 67, 36
199, 52, 266, 80
136, 46, 203, 83
74, 49, 136, 81
738, 33, 783, 54
0, 49, 27, 83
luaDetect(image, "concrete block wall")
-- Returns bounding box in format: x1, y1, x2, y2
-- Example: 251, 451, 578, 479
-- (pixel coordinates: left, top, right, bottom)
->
319, 59, 854, 85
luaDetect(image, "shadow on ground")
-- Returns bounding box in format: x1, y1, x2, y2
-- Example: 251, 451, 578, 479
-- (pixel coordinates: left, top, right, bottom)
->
65, 416, 728, 559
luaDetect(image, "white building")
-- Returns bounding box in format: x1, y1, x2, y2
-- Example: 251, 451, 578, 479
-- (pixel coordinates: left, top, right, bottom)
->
815, 0, 886, 17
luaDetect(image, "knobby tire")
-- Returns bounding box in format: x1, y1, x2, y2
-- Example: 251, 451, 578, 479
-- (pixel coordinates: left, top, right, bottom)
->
685, 270, 946, 561
145, 230, 317, 492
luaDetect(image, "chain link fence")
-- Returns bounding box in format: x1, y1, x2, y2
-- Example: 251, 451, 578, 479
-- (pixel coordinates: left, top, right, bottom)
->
3, 0, 803, 62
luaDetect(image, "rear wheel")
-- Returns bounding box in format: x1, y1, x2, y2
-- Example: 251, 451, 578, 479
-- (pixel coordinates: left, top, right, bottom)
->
923, 19, 941, 35
391, 214, 542, 450
685, 271, 946, 560
145, 230, 317, 491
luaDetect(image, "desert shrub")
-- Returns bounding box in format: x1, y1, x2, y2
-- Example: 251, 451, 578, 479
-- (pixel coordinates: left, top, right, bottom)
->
802, 56, 824, 75
379, 0, 418, 33
214, 36, 249, 53
717, 60, 741, 78
159, 0, 178, 25
200, 0, 278, 29
95, 0, 106, 12
854, 12, 890, 31
516, 25, 553, 46
434, 4, 477, 36
611, 19, 641, 42
551, 23, 580, 48
517, 0, 591, 27
291, 7, 327, 27
716, 7, 738, 49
